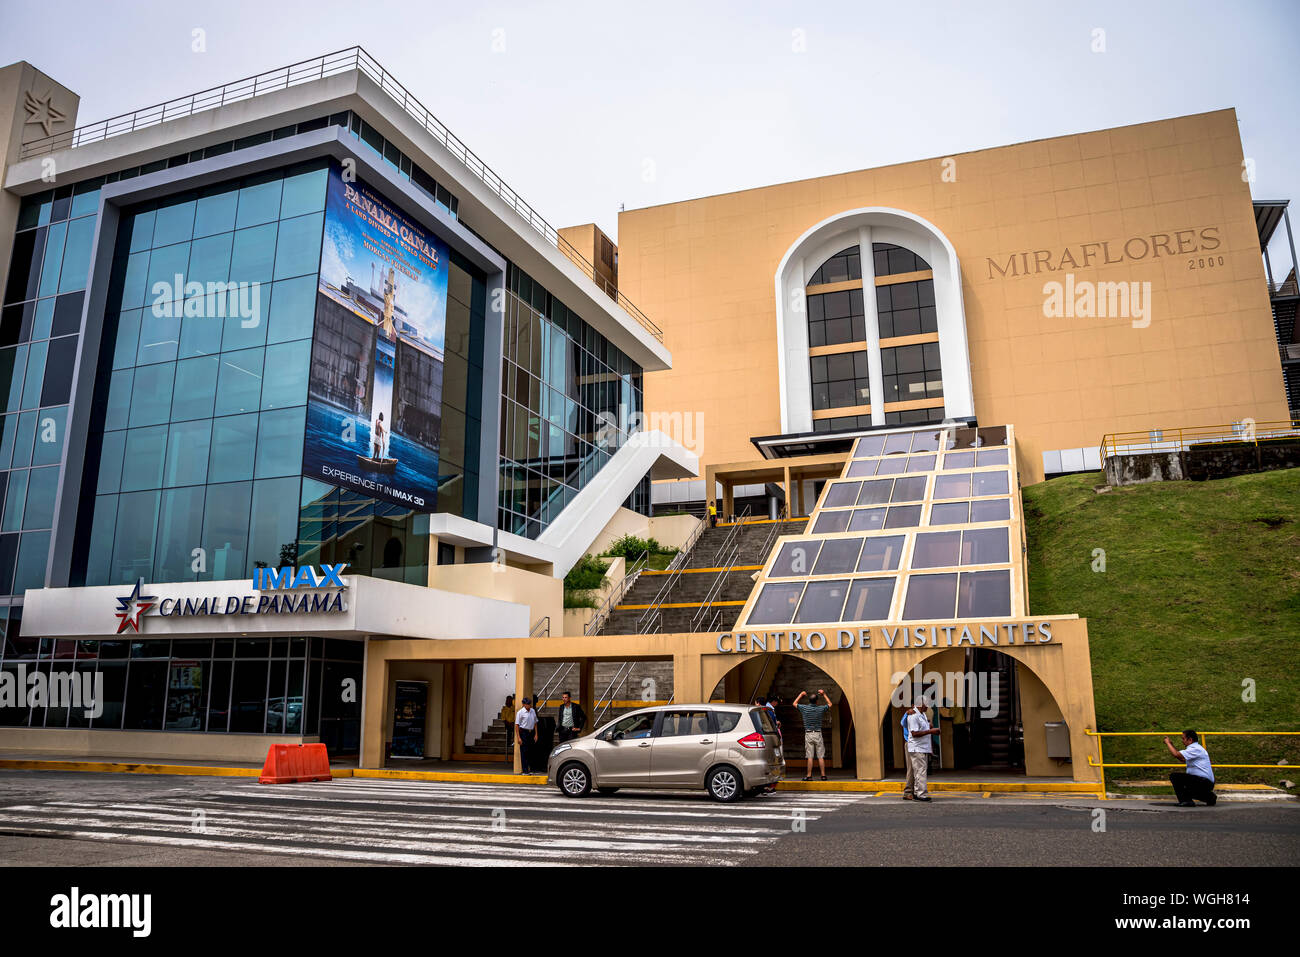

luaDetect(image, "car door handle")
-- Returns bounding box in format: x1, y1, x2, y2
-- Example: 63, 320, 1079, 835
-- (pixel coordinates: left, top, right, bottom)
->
638, 742, 651, 748
699, 738, 712, 744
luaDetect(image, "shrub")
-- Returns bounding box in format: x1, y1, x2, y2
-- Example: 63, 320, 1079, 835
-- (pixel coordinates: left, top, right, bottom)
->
564, 590, 599, 609
604, 533, 678, 560
564, 553, 607, 591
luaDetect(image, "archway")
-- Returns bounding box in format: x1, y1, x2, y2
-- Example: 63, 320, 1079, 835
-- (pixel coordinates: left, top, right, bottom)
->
708, 653, 857, 774
883, 646, 1071, 778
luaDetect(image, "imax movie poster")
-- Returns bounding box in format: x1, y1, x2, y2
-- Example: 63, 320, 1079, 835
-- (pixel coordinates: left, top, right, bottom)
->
303, 164, 449, 510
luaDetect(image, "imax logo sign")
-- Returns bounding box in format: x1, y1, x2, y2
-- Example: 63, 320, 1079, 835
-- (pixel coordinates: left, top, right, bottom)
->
253, 563, 350, 590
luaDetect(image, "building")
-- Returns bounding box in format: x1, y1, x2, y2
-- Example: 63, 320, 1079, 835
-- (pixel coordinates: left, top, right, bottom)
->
0, 50, 1289, 786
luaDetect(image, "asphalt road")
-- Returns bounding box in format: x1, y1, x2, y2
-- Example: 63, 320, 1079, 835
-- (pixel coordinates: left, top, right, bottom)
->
0, 770, 1294, 867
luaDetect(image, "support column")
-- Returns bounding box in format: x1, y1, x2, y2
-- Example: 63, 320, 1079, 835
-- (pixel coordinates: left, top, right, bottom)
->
440, 664, 455, 761
360, 643, 388, 770
782, 466, 791, 519
855, 646, 885, 780
513, 657, 533, 773
722, 482, 734, 522
451, 662, 469, 759
579, 658, 594, 733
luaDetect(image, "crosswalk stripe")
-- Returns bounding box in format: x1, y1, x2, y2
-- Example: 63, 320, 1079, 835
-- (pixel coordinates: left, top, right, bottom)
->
0, 778, 861, 866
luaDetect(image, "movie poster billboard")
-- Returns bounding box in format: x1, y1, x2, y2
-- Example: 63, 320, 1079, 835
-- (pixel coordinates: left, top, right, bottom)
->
303, 165, 449, 510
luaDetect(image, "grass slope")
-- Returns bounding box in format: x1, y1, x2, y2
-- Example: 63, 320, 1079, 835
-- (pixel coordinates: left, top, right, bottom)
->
1022, 468, 1300, 784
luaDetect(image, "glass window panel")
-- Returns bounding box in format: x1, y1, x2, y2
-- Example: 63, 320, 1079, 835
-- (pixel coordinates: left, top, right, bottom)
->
902, 572, 958, 620
2, 470, 28, 532
248, 476, 301, 570
128, 362, 175, 428
215, 348, 264, 415
260, 340, 310, 409
929, 501, 969, 526
969, 498, 1011, 523
2, 345, 27, 412
164, 419, 212, 487
193, 189, 238, 238
913, 530, 962, 568
128, 210, 156, 253
254, 406, 305, 478
748, 582, 804, 625
144, 242, 190, 305
228, 222, 278, 284
113, 309, 142, 369
179, 307, 224, 357
0, 413, 15, 469
962, 527, 1010, 565
119, 251, 150, 311
934, 473, 971, 499
822, 481, 860, 508
152, 200, 196, 247
273, 212, 323, 281
201, 481, 251, 580
14, 530, 51, 594
20, 340, 46, 409
957, 570, 1011, 618
186, 232, 233, 286
229, 659, 268, 733
884, 504, 922, 528
267, 275, 317, 344
794, 579, 849, 623
906, 454, 936, 472
120, 425, 168, 491
38, 221, 66, 299
811, 509, 850, 534
33, 298, 55, 340
154, 486, 206, 581
236, 176, 284, 229
12, 410, 36, 468
111, 490, 160, 584
853, 435, 886, 458
857, 479, 892, 505
890, 476, 927, 502
57, 216, 96, 294
843, 577, 895, 622
977, 448, 1009, 467
858, 535, 905, 571
219, 281, 270, 352
279, 167, 328, 219
22, 466, 58, 529
769, 540, 822, 577
97, 430, 126, 494
848, 507, 886, 531
812, 537, 862, 575
883, 432, 913, 455
208, 413, 258, 483
136, 309, 181, 365
846, 459, 876, 478
171, 355, 219, 421
945, 450, 976, 469
165, 659, 208, 730
973, 470, 1010, 496
874, 456, 906, 476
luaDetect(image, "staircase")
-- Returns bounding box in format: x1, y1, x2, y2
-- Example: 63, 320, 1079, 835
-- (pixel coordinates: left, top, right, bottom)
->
595, 518, 808, 635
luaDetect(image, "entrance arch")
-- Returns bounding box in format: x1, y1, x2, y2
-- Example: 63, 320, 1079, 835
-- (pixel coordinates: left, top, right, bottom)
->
881, 645, 1073, 778
707, 653, 858, 773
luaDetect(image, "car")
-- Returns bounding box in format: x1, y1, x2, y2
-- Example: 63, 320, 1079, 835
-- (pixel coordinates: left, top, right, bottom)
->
546, 703, 784, 802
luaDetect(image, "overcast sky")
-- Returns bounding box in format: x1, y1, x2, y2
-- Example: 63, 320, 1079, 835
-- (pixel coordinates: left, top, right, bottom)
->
4, 0, 1297, 260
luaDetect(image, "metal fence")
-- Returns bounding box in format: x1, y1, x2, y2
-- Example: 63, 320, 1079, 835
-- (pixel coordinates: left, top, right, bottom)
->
1099, 419, 1300, 460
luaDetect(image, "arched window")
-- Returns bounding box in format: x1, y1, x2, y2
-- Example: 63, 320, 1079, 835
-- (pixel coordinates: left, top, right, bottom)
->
802, 241, 946, 431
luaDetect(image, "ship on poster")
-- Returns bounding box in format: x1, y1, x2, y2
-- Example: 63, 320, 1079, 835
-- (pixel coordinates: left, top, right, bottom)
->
303, 165, 448, 510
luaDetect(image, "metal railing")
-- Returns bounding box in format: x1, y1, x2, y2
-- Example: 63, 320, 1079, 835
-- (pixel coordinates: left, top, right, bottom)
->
591, 661, 638, 729
1084, 730, 1300, 797
584, 549, 648, 636
636, 506, 748, 634
533, 661, 576, 711
689, 542, 740, 632
19, 46, 664, 344
1099, 420, 1300, 460
529, 616, 550, 638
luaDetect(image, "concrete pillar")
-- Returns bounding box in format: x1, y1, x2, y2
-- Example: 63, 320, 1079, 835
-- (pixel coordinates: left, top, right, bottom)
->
360, 645, 388, 770
855, 647, 885, 780
722, 482, 734, 522
513, 657, 533, 773
782, 466, 791, 519
440, 664, 455, 761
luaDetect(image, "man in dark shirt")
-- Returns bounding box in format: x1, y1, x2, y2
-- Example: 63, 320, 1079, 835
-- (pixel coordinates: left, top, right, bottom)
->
794, 689, 832, 781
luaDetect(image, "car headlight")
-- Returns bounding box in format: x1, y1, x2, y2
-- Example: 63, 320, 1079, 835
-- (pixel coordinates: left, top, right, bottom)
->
551, 743, 572, 757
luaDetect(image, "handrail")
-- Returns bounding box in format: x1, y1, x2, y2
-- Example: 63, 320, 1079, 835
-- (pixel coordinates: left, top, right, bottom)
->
533, 661, 576, 711
689, 542, 740, 632
592, 661, 637, 728
1083, 730, 1300, 797
1099, 419, 1300, 460
746, 653, 777, 705
529, 616, 550, 638
637, 506, 747, 633
19, 46, 664, 343
584, 549, 648, 636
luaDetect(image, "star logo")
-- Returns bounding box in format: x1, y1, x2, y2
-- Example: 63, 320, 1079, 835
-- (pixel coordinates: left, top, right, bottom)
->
24, 90, 67, 138
114, 578, 157, 634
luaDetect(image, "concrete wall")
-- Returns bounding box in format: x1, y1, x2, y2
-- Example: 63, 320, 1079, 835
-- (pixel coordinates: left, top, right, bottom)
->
0, 728, 305, 762
587, 507, 702, 557
383, 661, 445, 760
427, 562, 562, 637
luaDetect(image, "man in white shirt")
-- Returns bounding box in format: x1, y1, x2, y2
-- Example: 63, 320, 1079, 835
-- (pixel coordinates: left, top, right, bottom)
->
1164, 729, 1216, 807
903, 696, 941, 802
515, 697, 539, 774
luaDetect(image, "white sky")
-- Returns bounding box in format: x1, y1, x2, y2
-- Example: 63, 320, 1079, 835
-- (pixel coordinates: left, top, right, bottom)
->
4, 0, 1298, 262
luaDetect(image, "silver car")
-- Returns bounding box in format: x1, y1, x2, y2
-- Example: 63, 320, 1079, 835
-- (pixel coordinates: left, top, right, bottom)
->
546, 703, 784, 802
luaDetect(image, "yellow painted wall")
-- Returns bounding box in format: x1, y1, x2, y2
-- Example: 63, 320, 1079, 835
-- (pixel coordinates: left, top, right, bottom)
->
427, 562, 562, 637
617, 109, 1289, 484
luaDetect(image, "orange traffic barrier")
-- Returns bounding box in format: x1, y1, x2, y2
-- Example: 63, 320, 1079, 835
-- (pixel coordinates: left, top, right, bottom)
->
258, 743, 332, 784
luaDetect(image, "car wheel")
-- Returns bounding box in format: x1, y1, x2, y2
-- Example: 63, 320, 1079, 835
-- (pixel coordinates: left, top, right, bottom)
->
596, 787, 620, 795
707, 765, 743, 803
558, 762, 591, 798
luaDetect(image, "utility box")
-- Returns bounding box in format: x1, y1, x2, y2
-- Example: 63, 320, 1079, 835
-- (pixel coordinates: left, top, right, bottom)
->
1044, 721, 1071, 759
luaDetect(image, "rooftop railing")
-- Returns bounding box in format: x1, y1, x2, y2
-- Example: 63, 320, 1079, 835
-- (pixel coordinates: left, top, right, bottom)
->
1100, 420, 1300, 460
18, 46, 664, 343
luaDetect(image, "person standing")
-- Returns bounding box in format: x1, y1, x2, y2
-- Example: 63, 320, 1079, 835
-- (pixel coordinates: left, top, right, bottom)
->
515, 697, 538, 774
707, 502, 717, 527
499, 695, 516, 759
372, 411, 386, 459
556, 691, 587, 743
1164, 729, 1216, 807
793, 689, 832, 781
903, 696, 940, 802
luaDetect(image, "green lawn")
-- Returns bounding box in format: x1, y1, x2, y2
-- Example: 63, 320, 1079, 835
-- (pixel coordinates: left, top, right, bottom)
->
1022, 468, 1300, 785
